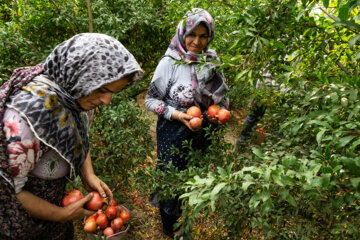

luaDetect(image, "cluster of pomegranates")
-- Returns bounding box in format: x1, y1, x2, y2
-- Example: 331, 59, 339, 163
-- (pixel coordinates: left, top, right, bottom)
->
186, 104, 231, 129
62, 190, 131, 238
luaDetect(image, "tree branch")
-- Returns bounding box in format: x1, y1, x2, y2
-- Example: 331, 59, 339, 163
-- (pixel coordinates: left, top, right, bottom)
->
87, 0, 93, 33
49, 0, 77, 34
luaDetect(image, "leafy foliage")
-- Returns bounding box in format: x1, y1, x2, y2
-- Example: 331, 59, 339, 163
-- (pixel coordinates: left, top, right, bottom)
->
1, 0, 360, 239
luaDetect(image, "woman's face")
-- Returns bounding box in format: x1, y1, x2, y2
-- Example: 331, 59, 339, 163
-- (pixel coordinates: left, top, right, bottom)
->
77, 77, 129, 110
185, 24, 209, 54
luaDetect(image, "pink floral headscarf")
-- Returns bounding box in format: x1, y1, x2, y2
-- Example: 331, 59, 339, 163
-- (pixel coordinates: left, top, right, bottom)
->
164, 8, 228, 109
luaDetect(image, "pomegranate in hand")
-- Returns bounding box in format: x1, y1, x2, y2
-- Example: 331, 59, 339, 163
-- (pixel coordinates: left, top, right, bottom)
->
186, 106, 202, 118
189, 117, 202, 130
61, 189, 84, 207
86, 192, 105, 211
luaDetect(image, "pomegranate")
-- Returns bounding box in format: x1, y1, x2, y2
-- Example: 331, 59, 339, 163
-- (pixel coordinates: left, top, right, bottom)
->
103, 227, 114, 237
218, 109, 231, 123
86, 192, 104, 210
105, 206, 117, 220
110, 199, 117, 206
96, 213, 109, 229
189, 117, 202, 129
61, 189, 84, 207
207, 104, 220, 118
119, 210, 131, 223
186, 106, 202, 118
85, 215, 97, 224
111, 217, 124, 231
84, 218, 97, 233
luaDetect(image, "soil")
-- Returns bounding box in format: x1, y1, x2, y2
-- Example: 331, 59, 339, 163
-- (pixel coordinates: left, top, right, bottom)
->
74, 91, 251, 240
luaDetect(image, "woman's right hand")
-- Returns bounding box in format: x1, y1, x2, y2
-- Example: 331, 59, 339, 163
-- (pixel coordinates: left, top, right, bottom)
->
61, 192, 95, 222
172, 110, 202, 131
16, 190, 95, 223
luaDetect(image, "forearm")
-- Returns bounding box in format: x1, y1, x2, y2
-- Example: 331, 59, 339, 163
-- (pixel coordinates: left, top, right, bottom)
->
16, 190, 66, 222
80, 151, 95, 179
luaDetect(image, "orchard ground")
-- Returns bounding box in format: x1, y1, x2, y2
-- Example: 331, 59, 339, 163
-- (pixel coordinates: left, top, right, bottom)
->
74, 91, 262, 240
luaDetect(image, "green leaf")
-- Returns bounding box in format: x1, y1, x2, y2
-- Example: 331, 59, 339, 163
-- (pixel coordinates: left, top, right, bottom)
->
339, 3, 350, 21
211, 182, 226, 197
316, 128, 327, 145
252, 148, 264, 159
337, 135, 357, 148
349, 34, 360, 49
242, 181, 254, 191
349, 89, 358, 102
350, 178, 360, 188
260, 199, 273, 215
323, 0, 329, 8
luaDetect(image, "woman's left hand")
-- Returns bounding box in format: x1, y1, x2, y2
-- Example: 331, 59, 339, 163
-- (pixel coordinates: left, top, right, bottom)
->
206, 114, 222, 124
80, 151, 113, 204
81, 173, 113, 202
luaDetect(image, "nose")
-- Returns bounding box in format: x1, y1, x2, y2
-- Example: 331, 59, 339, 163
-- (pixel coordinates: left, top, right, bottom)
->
193, 37, 200, 45
100, 93, 113, 105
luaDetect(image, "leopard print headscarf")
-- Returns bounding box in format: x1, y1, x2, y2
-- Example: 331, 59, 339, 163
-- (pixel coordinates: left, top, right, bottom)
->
4, 33, 143, 178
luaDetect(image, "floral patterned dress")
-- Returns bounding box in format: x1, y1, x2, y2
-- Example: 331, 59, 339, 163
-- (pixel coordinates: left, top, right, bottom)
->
1, 107, 75, 239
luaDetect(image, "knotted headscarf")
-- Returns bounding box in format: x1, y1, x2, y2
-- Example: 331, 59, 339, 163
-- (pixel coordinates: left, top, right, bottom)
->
1, 33, 143, 180
164, 8, 228, 109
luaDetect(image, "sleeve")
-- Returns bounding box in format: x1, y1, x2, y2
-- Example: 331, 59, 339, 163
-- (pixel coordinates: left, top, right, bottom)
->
3, 108, 42, 193
145, 58, 176, 120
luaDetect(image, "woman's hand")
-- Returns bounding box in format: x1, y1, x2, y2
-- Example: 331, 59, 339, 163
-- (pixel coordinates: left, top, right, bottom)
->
172, 110, 203, 132
80, 151, 113, 204
16, 190, 94, 222
206, 113, 222, 124
81, 173, 113, 203
61, 192, 95, 222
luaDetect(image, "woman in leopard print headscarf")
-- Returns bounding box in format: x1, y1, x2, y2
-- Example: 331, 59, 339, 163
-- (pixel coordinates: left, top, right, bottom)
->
0, 33, 143, 240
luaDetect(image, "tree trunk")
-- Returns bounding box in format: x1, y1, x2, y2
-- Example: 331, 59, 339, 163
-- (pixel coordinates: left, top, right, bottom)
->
87, 0, 93, 33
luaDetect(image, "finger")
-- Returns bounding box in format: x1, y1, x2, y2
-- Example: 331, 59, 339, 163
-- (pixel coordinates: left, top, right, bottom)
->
100, 181, 113, 202
80, 192, 94, 204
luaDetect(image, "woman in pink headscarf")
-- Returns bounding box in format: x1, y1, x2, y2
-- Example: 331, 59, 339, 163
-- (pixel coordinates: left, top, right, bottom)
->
145, 8, 229, 239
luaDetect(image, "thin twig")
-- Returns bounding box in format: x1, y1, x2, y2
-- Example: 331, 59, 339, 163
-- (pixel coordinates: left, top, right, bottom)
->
49, 0, 77, 34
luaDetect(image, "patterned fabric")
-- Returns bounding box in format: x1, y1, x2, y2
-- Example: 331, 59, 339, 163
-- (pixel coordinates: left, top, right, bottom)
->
0, 64, 44, 184
164, 8, 228, 109
4, 108, 70, 193
7, 33, 144, 178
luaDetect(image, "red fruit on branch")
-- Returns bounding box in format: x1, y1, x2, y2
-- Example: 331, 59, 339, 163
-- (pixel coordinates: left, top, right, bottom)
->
186, 106, 202, 118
